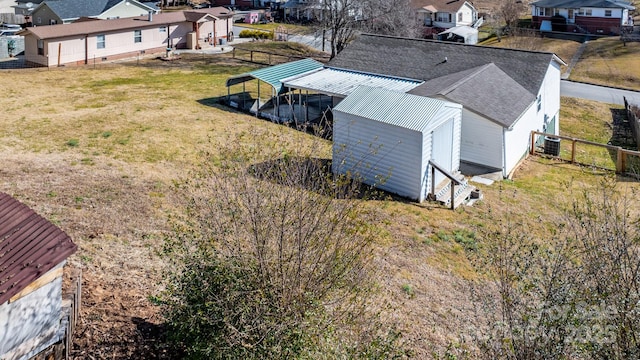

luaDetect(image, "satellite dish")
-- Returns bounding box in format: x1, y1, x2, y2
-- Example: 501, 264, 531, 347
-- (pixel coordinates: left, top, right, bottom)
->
26, 2, 33, 7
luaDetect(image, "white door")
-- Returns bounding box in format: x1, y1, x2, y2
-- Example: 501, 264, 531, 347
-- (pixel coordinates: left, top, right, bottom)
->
431, 119, 454, 186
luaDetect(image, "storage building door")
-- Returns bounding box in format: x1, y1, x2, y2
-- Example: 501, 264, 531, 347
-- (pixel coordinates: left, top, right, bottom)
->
431, 119, 454, 186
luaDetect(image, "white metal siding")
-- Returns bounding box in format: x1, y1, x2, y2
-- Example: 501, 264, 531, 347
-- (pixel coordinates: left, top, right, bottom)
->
504, 103, 538, 175
333, 111, 424, 200
460, 108, 503, 169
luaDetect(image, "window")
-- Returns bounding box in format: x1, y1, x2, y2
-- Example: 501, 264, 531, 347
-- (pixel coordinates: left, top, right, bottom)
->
37, 17, 41, 24
159, 26, 166, 32
49, 19, 56, 25
97, 34, 105, 49
539, 7, 552, 16
458, 12, 463, 22
553, 8, 560, 16
37, 39, 44, 55
134, 29, 142, 43
605, 10, 612, 16
537, 94, 542, 112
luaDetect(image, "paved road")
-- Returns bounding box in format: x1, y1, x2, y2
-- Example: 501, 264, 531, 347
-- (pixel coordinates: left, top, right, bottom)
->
561, 80, 640, 105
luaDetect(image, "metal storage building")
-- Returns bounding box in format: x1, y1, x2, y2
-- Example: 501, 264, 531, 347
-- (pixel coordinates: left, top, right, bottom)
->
332, 86, 462, 202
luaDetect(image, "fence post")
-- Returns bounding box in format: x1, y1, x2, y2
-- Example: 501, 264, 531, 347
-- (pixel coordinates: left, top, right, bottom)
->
530, 131, 535, 154
232, 48, 235, 59
450, 183, 455, 210
571, 139, 576, 163
250, 51, 253, 62
616, 147, 624, 173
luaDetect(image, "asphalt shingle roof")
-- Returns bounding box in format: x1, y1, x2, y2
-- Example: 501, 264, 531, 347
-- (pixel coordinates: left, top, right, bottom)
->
44, 0, 133, 20
408, 63, 535, 128
411, 0, 471, 13
328, 34, 561, 97
530, 0, 634, 10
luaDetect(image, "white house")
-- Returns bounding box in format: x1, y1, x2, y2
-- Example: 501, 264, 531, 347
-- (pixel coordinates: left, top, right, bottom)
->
332, 86, 463, 202
19, 7, 235, 67
411, 0, 479, 29
531, 0, 635, 34
0, 192, 77, 360
328, 34, 565, 178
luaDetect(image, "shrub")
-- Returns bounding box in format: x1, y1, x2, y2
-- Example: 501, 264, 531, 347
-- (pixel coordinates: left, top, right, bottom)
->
238, 29, 274, 40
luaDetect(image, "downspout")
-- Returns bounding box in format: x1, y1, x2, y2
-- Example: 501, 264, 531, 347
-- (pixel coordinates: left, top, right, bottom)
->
84, 34, 88, 65
502, 128, 507, 178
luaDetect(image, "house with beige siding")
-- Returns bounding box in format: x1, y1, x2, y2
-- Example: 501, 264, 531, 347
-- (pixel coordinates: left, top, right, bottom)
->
19, 7, 234, 67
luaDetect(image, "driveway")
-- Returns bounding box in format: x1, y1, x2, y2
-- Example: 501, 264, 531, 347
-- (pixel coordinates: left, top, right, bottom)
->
561, 80, 640, 105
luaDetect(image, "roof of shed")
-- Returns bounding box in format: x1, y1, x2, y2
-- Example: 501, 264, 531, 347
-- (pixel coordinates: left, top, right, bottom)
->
0, 193, 77, 305
530, 0, 634, 9
333, 86, 460, 132
19, 7, 233, 39
328, 34, 563, 98
408, 63, 535, 128
226, 58, 324, 94
282, 68, 423, 97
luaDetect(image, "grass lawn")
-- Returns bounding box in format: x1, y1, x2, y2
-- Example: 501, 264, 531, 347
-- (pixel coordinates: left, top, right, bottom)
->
0, 53, 638, 358
233, 41, 329, 61
480, 35, 582, 73
570, 37, 640, 90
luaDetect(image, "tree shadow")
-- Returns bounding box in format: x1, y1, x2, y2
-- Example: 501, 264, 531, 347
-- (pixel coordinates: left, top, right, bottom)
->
249, 156, 397, 202
128, 317, 176, 359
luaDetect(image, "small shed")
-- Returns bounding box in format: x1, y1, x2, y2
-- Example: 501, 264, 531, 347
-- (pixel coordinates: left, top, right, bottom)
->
332, 86, 462, 202
0, 193, 77, 360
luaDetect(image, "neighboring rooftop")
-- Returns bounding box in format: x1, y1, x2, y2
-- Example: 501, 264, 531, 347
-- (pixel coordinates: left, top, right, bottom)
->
0, 193, 77, 305
530, 0, 635, 10
410, 0, 471, 13
328, 34, 563, 97
19, 7, 234, 39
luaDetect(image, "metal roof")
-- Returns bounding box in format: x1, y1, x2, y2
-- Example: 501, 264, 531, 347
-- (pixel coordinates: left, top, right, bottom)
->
282, 68, 423, 97
333, 86, 461, 132
0, 193, 77, 305
226, 58, 324, 94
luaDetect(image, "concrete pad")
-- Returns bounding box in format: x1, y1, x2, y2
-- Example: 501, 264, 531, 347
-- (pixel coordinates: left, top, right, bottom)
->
470, 176, 494, 186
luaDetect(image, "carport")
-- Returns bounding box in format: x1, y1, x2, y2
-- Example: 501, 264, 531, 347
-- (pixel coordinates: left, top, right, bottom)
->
225, 58, 323, 122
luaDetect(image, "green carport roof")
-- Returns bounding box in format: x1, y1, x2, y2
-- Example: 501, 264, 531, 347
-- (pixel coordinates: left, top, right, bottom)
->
226, 58, 324, 94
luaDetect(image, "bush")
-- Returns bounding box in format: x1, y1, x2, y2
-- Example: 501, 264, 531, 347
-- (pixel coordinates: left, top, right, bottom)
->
238, 29, 273, 40
158, 128, 408, 359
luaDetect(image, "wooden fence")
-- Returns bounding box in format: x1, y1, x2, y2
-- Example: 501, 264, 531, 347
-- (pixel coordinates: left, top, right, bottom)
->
530, 131, 640, 176
32, 269, 82, 360
624, 96, 640, 150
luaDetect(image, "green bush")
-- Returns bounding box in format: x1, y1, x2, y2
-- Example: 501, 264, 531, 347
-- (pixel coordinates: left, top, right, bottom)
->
238, 29, 273, 40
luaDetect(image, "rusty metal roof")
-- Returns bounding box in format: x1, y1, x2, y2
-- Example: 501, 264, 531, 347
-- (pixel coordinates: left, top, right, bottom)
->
0, 193, 77, 305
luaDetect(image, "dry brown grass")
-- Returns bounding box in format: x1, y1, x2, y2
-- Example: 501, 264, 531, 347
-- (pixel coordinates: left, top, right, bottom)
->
481, 35, 582, 73
571, 37, 640, 90
1, 54, 639, 359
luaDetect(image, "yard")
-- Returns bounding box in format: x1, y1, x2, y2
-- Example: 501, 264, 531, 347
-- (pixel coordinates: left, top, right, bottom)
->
570, 37, 640, 90
0, 53, 638, 358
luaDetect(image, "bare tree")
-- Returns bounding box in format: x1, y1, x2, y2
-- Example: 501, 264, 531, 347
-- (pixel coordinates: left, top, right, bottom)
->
472, 177, 640, 359
500, 0, 526, 31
